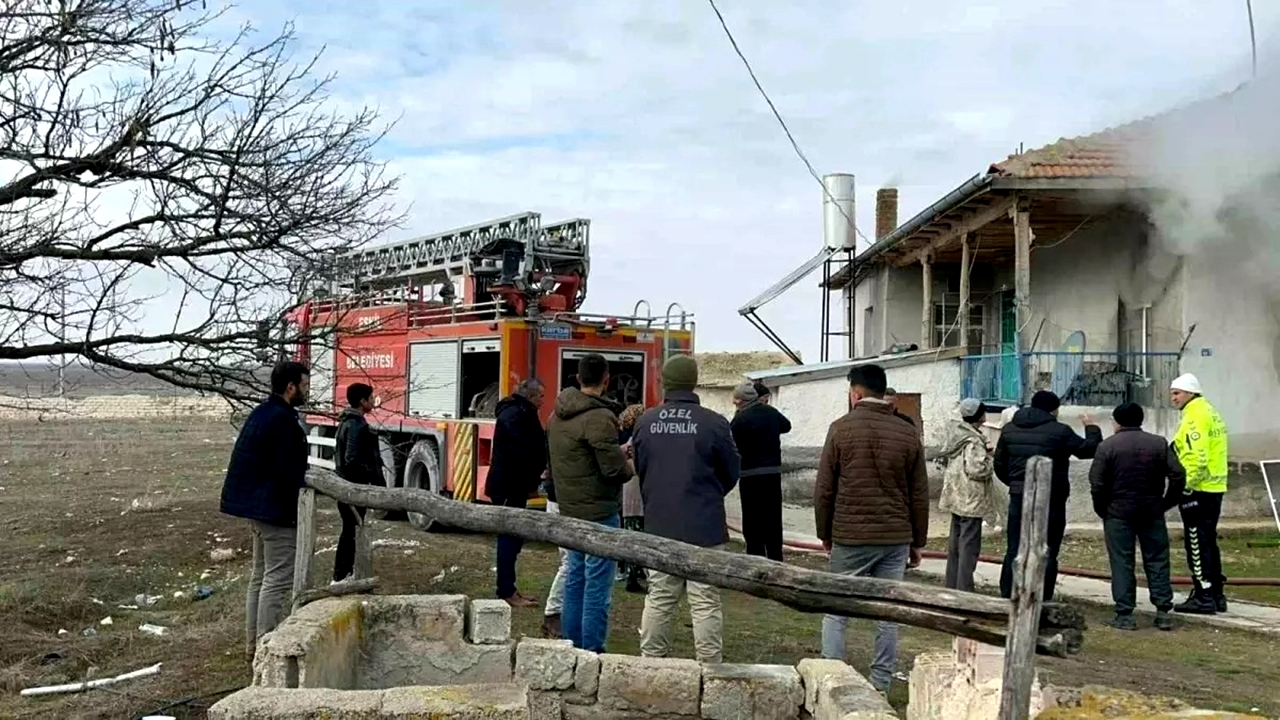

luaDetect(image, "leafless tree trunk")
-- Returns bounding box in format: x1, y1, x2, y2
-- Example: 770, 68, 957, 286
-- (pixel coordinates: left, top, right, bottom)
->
0, 0, 402, 404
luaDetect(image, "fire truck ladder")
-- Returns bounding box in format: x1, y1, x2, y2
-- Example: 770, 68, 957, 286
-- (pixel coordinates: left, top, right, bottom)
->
337, 212, 591, 291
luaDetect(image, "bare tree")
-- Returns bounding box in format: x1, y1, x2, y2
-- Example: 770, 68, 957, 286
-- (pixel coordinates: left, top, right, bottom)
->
0, 0, 402, 404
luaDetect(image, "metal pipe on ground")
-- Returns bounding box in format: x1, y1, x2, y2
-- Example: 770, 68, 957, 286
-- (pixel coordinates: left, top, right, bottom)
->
726, 522, 1280, 587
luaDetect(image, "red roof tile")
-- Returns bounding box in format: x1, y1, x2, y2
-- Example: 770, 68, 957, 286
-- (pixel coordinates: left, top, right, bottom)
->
987, 85, 1246, 179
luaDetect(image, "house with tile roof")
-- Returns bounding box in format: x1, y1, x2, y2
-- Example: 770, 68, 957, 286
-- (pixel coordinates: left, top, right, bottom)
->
820, 83, 1280, 463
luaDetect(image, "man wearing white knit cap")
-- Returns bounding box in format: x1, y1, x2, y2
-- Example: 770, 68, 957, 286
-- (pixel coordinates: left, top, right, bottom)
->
1168, 373, 1230, 615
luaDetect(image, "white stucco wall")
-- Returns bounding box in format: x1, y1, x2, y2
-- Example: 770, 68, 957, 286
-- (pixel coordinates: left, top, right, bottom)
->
882, 357, 963, 450
1012, 213, 1183, 353
698, 385, 736, 418
769, 376, 850, 450
851, 274, 878, 358
741, 354, 963, 453
851, 212, 1184, 360
1181, 254, 1280, 459
883, 264, 923, 349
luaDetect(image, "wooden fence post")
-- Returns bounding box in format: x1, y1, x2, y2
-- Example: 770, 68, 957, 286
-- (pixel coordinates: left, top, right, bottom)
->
998, 455, 1053, 720
291, 487, 317, 612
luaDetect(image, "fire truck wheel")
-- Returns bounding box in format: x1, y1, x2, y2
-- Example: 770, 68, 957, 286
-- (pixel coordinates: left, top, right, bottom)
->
405, 438, 445, 532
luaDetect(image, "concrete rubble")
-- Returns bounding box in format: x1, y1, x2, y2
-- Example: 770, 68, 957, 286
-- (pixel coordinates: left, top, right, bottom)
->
213, 593, 898, 719
907, 638, 1267, 720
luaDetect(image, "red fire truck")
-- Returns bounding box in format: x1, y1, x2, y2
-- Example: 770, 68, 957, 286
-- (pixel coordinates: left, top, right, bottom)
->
292, 212, 694, 529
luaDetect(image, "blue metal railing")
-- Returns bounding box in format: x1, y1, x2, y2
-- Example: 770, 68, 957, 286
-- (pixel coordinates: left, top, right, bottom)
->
961, 351, 1181, 407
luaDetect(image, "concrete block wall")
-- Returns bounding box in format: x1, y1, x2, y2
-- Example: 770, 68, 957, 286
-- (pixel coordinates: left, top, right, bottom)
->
907, 638, 1046, 720
217, 593, 897, 719
906, 638, 1265, 720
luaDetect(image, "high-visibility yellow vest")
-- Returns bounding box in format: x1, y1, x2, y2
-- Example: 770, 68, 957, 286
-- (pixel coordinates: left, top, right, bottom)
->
1172, 396, 1229, 493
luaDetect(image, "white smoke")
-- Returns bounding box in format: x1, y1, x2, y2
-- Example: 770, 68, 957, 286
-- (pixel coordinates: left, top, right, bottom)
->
1127, 65, 1280, 286
1124, 62, 1280, 451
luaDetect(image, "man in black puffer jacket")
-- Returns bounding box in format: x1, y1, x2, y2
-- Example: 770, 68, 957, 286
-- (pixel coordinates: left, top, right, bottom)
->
994, 390, 1103, 601
486, 378, 548, 608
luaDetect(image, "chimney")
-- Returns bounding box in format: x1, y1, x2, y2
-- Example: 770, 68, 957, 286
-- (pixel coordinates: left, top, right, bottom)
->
875, 188, 899, 240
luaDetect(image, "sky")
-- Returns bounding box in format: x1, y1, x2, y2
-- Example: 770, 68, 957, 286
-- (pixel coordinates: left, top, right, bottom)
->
213, 0, 1271, 362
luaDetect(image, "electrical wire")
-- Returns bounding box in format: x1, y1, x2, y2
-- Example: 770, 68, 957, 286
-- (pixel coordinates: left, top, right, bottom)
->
706, 0, 869, 245
1246, 0, 1258, 79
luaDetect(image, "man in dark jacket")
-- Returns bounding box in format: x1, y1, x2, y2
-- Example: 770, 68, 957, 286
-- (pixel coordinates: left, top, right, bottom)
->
486, 378, 548, 608
816, 364, 929, 694
220, 360, 310, 657
632, 355, 741, 664
332, 382, 383, 583
730, 381, 791, 561
547, 353, 632, 652
994, 390, 1103, 602
1090, 402, 1185, 631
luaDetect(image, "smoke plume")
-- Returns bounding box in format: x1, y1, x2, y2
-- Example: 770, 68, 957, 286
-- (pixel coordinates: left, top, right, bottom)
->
1127, 65, 1280, 286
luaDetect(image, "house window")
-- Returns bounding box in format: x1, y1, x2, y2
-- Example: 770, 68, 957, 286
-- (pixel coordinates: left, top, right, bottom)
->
933, 293, 984, 352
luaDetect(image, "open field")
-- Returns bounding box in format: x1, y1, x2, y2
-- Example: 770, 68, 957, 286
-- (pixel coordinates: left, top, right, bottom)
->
1, 420, 1278, 719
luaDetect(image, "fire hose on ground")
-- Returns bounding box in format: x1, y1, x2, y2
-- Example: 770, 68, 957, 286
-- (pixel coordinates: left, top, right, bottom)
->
724, 521, 1280, 587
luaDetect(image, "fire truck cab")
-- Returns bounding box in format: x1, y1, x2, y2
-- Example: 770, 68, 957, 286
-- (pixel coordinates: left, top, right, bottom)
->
294, 212, 693, 529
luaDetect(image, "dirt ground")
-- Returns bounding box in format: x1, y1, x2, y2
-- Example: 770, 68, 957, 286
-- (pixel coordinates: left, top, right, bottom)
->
926, 531, 1280, 607
1, 420, 1278, 719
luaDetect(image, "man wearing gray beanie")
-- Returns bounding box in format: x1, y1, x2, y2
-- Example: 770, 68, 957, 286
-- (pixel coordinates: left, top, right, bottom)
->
632, 354, 740, 663
937, 398, 994, 592
731, 380, 792, 561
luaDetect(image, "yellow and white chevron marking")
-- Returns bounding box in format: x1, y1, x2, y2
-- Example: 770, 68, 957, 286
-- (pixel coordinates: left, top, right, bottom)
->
1187, 526, 1209, 587
451, 423, 477, 503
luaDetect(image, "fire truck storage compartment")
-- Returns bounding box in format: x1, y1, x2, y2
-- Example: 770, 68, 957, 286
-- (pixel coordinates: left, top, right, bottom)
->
408, 340, 460, 418
559, 349, 646, 407
461, 338, 501, 418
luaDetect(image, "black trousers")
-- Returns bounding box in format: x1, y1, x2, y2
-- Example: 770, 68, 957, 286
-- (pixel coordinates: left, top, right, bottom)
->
1104, 513, 1174, 614
619, 516, 646, 582
999, 491, 1067, 602
1179, 491, 1226, 596
739, 473, 784, 561
494, 495, 528, 599
333, 503, 367, 583
945, 514, 984, 592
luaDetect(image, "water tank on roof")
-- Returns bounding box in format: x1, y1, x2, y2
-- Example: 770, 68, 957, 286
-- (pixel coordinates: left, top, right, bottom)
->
822, 173, 857, 250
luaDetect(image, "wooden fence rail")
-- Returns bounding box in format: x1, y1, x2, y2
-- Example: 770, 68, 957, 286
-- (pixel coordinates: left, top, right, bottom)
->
297, 464, 1084, 659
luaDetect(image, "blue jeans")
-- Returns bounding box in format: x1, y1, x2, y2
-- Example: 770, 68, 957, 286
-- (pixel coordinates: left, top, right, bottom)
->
821, 543, 910, 691
561, 514, 620, 652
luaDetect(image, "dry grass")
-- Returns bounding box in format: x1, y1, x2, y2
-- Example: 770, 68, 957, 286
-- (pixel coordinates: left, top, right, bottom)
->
0, 420, 1277, 718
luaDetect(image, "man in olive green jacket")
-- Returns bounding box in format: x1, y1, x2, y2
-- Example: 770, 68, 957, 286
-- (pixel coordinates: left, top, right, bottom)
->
547, 352, 632, 652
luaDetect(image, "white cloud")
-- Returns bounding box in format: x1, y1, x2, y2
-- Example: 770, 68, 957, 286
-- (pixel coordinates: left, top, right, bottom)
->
221, 0, 1272, 360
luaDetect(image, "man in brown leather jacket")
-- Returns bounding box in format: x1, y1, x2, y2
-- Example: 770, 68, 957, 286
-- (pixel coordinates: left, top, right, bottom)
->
815, 363, 929, 695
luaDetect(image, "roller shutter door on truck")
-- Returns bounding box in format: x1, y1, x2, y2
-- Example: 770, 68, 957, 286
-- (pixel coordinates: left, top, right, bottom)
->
310, 342, 336, 410
408, 340, 460, 418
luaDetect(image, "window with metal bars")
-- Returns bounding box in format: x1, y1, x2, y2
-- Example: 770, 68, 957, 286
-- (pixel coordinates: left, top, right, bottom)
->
933, 292, 985, 352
